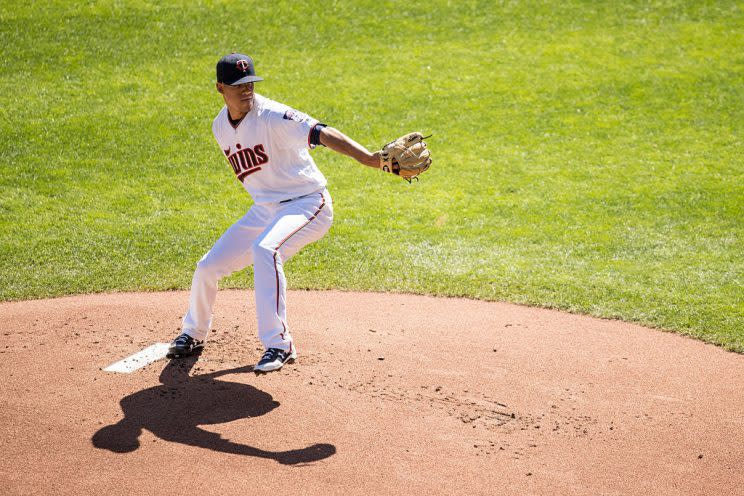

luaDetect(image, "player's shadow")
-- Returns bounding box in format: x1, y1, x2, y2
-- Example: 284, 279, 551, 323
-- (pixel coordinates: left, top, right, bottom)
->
92, 352, 335, 465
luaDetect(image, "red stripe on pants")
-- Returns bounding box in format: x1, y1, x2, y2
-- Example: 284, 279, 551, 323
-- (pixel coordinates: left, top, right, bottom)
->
272, 193, 326, 334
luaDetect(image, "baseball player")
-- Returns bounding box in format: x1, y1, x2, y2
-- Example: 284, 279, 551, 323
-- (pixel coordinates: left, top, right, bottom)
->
167, 52, 430, 373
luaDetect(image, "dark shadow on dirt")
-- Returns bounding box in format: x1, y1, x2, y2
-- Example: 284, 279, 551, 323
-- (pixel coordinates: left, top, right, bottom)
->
92, 351, 335, 465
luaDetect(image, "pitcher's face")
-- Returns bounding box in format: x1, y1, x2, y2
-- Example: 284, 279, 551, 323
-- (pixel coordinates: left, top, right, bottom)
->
217, 81, 255, 119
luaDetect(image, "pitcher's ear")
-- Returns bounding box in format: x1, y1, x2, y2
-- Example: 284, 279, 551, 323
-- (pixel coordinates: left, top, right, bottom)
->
216, 82, 224, 94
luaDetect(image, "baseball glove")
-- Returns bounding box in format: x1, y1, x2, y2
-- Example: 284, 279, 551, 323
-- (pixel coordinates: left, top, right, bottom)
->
379, 132, 432, 183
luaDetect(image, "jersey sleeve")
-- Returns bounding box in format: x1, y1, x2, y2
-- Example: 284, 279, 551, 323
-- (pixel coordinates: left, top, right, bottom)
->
268, 106, 319, 150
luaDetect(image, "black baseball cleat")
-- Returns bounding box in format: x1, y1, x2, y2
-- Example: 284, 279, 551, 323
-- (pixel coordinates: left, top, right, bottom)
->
254, 347, 297, 373
166, 333, 205, 358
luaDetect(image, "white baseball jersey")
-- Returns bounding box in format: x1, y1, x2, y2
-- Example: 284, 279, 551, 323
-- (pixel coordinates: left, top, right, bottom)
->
212, 93, 327, 203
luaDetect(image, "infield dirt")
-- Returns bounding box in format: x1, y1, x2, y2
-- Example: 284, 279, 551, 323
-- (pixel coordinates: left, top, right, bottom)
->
1, 290, 742, 495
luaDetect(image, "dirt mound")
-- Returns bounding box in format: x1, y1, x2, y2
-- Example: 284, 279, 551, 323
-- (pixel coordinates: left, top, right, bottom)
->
1, 290, 742, 495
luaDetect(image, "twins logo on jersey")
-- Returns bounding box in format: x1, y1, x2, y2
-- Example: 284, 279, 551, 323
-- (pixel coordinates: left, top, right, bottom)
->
224, 143, 269, 182
283, 109, 311, 124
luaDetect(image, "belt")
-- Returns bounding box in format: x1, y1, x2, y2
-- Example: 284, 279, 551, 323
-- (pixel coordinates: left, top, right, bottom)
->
279, 192, 319, 204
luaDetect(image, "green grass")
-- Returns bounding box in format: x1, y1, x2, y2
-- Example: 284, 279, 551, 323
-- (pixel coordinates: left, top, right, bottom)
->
1, 1, 742, 351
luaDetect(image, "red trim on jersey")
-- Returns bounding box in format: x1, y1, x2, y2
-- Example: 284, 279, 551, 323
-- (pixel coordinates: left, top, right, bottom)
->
237, 167, 262, 182
272, 193, 326, 334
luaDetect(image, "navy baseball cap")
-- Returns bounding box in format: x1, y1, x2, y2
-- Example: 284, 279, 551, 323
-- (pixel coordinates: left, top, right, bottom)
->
216, 53, 263, 85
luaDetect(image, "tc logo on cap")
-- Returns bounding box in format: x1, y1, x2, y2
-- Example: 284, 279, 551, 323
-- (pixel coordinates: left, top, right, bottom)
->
236, 59, 250, 72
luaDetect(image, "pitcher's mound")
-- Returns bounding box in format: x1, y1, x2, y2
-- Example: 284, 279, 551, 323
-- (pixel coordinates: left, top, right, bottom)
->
1, 290, 742, 495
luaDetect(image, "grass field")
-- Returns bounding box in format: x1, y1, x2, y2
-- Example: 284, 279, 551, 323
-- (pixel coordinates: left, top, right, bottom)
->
1, 1, 742, 350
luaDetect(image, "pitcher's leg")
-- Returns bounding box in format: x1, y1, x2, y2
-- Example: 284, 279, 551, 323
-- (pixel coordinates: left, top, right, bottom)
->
181, 254, 229, 342
252, 191, 333, 352
181, 207, 268, 341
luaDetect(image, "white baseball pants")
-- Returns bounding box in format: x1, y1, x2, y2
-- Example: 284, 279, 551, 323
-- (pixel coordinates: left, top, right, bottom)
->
181, 189, 333, 353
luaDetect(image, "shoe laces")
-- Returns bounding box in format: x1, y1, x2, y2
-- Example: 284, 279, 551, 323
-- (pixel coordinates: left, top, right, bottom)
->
174, 333, 193, 345
261, 348, 284, 361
